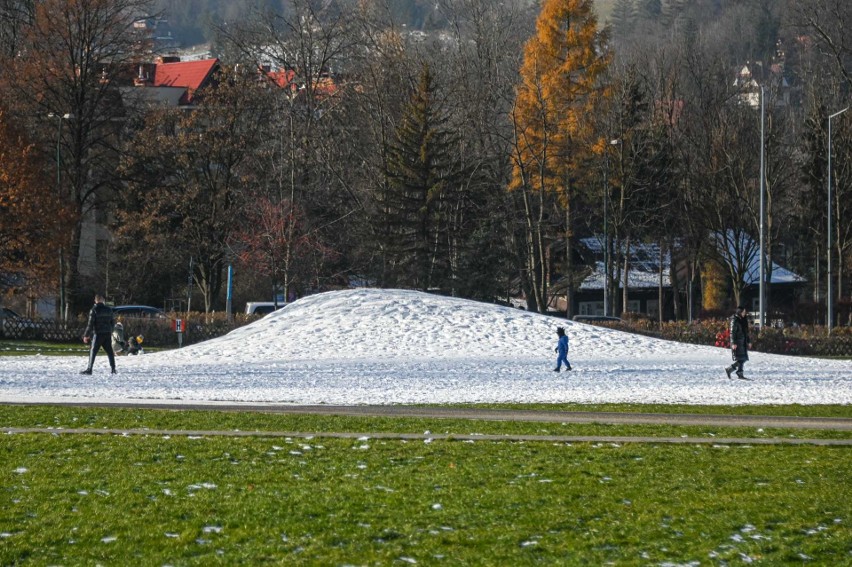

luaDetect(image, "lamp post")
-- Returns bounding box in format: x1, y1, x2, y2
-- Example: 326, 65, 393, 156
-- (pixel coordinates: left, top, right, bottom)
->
603, 147, 609, 317
603, 138, 619, 317
49, 113, 71, 322
758, 86, 766, 331
827, 106, 848, 334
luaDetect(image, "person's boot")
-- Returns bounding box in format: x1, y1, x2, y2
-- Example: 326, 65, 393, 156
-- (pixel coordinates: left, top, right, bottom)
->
553, 367, 560, 372
566, 364, 572, 371
736, 372, 746, 380
80, 369, 92, 375
111, 368, 117, 375
725, 366, 733, 379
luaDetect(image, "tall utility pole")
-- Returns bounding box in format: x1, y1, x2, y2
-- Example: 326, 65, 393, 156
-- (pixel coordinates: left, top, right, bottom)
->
603, 146, 609, 317
50, 113, 71, 322
603, 138, 620, 317
827, 107, 848, 334
758, 86, 766, 330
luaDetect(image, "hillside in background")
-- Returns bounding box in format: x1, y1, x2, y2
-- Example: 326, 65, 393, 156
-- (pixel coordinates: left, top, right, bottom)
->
153, 0, 618, 49
153, 0, 464, 47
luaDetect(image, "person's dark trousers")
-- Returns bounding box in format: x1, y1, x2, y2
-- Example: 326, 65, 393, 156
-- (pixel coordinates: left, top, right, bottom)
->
726, 359, 745, 377
86, 333, 116, 372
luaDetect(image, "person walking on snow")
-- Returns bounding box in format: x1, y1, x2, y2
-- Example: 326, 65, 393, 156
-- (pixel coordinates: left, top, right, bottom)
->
554, 326, 571, 372
81, 294, 116, 375
725, 305, 751, 380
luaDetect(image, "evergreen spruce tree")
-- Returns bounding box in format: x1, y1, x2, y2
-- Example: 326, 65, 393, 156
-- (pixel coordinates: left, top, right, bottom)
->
637, 0, 662, 21
382, 64, 460, 291
610, 0, 636, 41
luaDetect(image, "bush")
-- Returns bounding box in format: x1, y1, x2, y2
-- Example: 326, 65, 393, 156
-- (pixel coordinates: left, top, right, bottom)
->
108, 312, 260, 348
588, 318, 852, 357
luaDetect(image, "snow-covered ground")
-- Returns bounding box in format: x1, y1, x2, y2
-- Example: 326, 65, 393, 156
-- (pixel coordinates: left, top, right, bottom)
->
0, 289, 849, 406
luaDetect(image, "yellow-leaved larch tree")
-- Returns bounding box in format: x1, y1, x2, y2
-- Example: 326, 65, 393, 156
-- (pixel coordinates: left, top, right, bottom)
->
509, 0, 609, 314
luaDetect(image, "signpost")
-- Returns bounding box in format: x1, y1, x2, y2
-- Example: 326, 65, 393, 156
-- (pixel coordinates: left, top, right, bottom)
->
173, 318, 184, 348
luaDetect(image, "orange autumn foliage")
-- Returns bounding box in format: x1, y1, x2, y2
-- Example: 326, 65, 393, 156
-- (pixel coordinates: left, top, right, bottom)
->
510, 0, 610, 199
0, 112, 73, 292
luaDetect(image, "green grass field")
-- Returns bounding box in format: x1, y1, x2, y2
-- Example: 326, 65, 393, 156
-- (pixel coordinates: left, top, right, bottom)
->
2, 404, 852, 441
0, 339, 166, 356
1, 405, 850, 565
0, 340, 88, 356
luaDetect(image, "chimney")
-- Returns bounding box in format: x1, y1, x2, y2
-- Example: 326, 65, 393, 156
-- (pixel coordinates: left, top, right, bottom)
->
134, 63, 154, 87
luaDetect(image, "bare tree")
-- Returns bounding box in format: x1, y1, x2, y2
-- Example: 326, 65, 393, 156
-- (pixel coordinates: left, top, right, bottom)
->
1, 0, 154, 315
792, 0, 852, 86
218, 0, 363, 299
118, 67, 273, 314
0, 0, 34, 58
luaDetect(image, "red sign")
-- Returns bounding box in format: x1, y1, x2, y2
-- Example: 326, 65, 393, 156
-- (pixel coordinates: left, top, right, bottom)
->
172, 319, 183, 333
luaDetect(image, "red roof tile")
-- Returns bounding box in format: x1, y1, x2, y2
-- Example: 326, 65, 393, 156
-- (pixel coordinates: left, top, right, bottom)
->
152, 58, 219, 104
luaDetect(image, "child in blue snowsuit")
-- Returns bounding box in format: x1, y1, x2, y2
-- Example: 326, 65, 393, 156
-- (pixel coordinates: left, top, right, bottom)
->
554, 327, 571, 371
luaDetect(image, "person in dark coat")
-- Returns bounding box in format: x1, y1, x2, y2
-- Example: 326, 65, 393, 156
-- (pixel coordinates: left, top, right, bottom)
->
81, 294, 116, 375
553, 326, 571, 372
725, 305, 751, 379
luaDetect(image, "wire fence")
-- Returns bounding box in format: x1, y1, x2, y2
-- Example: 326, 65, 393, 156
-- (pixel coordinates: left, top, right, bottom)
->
3, 315, 852, 357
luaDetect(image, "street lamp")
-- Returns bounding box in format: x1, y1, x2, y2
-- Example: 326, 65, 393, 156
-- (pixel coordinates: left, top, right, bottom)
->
758, 86, 766, 331
603, 138, 620, 317
49, 113, 72, 322
827, 106, 848, 334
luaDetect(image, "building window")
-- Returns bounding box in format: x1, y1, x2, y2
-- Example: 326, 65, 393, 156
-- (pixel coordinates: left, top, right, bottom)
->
579, 302, 604, 316
647, 299, 659, 316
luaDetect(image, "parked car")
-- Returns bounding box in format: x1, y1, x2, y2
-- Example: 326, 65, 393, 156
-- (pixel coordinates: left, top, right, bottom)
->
112, 305, 167, 319
571, 315, 623, 323
245, 302, 286, 316
0, 307, 42, 339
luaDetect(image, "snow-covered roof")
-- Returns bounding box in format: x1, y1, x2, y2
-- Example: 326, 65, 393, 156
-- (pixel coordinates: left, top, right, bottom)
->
577, 234, 806, 289
579, 238, 671, 290
713, 231, 806, 285
580, 262, 669, 290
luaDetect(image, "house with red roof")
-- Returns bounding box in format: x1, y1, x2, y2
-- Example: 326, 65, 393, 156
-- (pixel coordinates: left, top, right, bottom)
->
263, 67, 340, 100
128, 57, 220, 107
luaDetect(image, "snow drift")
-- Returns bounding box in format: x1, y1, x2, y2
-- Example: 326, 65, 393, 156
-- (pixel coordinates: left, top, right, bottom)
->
0, 289, 849, 406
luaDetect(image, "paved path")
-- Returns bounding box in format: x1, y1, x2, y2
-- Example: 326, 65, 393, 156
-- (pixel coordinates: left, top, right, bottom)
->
2, 426, 851, 446
4, 401, 851, 430
3, 401, 851, 446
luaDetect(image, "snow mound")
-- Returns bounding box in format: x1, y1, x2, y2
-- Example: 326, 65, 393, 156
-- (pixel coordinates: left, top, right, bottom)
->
0, 289, 849, 405
157, 288, 699, 363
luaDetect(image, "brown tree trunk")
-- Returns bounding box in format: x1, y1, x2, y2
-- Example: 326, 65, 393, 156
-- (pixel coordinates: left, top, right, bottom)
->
521, 188, 543, 313
669, 237, 681, 321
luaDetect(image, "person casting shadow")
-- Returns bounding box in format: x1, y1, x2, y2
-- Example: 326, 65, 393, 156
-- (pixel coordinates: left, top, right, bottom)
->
81, 293, 116, 375
725, 305, 751, 380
